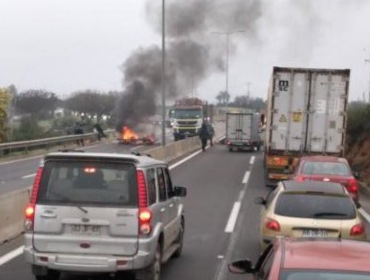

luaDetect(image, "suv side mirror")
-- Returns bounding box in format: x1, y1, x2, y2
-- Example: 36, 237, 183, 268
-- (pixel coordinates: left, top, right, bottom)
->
353, 171, 360, 180
254, 197, 266, 206
228, 259, 255, 274
173, 186, 187, 197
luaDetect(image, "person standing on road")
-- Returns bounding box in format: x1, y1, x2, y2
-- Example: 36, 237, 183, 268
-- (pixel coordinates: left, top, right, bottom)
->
198, 122, 210, 151
93, 122, 106, 141
207, 122, 215, 146
74, 122, 85, 146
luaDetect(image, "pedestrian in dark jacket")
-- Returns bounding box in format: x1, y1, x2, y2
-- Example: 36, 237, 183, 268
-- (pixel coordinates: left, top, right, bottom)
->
207, 123, 215, 146
198, 122, 210, 151
93, 122, 106, 141
74, 122, 85, 146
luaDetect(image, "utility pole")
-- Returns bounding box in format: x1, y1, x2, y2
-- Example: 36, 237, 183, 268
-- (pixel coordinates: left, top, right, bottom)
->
161, 0, 166, 146
212, 30, 245, 107
365, 52, 370, 103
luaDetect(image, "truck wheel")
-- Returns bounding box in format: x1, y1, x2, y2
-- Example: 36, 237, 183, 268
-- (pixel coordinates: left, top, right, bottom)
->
256, 145, 261, 151
137, 243, 162, 280
173, 218, 185, 258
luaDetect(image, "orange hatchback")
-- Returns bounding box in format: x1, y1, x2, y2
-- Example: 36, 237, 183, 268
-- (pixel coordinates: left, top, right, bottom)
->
229, 238, 370, 279
291, 156, 360, 201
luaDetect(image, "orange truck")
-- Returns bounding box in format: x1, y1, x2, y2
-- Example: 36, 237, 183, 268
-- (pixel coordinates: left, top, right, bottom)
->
264, 67, 350, 186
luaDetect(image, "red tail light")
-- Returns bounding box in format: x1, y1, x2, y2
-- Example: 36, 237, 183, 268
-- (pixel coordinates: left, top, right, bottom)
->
350, 223, 365, 236
136, 171, 151, 235
296, 176, 304, 182
227, 141, 231, 146
348, 178, 358, 193
139, 208, 152, 235
25, 167, 43, 231
265, 218, 280, 232
137, 170, 148, 208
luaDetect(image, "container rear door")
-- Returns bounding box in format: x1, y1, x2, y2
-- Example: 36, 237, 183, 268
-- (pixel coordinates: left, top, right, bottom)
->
227, 114, 252, 141
33, 159, 139, 256
306, 71, 348, 154
270, 69, 310, 152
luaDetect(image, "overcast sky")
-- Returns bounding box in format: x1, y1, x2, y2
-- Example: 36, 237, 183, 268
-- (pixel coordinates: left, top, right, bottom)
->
1, 0, 370, 102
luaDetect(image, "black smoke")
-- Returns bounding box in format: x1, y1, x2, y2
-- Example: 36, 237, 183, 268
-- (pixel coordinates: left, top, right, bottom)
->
115, 0, 263, 131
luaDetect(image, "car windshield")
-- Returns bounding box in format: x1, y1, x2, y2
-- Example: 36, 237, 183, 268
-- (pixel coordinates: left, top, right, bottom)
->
174, 109, 203, 119
280, 270, 370, 280
302, 162, 350, 176
274, 193, 356, 219
37, 160, 138, 207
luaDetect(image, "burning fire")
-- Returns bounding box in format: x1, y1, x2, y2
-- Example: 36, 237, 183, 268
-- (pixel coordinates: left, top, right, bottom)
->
119, 126, 155, 145
121, 126, 139, 141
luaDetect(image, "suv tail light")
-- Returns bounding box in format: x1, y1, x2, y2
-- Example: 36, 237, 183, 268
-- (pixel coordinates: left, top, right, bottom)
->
265, 218, 280, 232
25, 167, 43, 231
139, 208, 153, 235
348, 178, 358, 193
137, 170, 152, 235
350, 223, 365, 236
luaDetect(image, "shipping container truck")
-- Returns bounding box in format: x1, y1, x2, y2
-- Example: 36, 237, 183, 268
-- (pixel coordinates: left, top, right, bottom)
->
264, 67, 350, 186
226, 112, 261, 152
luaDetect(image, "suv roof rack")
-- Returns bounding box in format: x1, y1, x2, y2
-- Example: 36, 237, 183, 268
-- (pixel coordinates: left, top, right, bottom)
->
58, 149, 85, 153
131, 151, 152, 157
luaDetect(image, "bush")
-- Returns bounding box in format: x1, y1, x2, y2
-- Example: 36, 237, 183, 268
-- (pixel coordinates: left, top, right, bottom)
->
12, 117, 45, 141
346, 102, 370, 145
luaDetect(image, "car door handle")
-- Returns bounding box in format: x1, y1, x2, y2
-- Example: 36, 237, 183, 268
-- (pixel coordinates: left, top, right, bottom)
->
160, 208, 166, 213
41, 213, 57, 218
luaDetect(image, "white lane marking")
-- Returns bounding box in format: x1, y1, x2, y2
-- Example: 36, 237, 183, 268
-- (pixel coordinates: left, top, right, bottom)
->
22, 173, 36, 179
359, 208, 370, 224
169, 149, 203, 170
217, 255, 224, 259
242, 171, 250, 184
0, 246, 24, 267
0, 155, 43, 166
225, 202, 241, 233
249, 156, 255, 165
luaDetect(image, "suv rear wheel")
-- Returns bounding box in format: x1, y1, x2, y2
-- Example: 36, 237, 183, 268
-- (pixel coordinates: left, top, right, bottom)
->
33, 266, 60, 280
136, 243, 162, 280
173, 218, 184, 258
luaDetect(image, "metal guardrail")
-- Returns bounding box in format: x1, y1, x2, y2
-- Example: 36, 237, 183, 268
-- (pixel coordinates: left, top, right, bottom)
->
0, 129, 115, 155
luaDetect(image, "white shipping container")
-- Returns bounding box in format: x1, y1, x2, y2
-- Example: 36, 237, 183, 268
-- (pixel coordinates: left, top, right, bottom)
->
266, 67, 349, 155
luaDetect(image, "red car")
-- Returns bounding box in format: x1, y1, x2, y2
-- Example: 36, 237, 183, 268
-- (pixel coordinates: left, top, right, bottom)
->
290, 156, 360, 201
229, 238, 370, 279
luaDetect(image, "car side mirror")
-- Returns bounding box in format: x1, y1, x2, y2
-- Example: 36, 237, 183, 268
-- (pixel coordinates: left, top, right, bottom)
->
254, 197, 266, 206
173, 186, 187, 197
353, 171, 360, 180
228, 259, 255, 274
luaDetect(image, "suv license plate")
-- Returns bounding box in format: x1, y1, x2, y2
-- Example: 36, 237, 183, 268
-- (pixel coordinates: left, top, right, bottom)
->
302, 229, 328, 237
70, 225, 100, 236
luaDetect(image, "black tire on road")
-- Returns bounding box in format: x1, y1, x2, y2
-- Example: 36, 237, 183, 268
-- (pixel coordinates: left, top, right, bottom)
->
137, 243, 162, 280
34, 269, 60, 280
229, 147, 233, 152
173, 218, 185, 258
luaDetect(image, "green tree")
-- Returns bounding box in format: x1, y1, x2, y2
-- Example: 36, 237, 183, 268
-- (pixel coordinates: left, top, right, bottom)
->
15, 89, 59, 118
0, 88, 11, 142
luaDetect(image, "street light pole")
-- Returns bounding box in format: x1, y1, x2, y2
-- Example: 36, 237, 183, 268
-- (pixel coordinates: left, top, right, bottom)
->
161, 0, 166, 146
365, 53, 370, 104
212, 30, 245, 107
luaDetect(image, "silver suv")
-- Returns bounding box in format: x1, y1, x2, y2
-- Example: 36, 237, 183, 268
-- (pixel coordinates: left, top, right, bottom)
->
24, 151, 187, 280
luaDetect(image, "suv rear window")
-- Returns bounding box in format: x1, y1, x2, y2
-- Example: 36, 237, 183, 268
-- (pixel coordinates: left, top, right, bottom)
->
37, 160, 138, 207
274, 193, 356, 219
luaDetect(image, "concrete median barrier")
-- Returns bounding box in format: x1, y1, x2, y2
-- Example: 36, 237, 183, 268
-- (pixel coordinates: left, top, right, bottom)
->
0, 188, 30, 244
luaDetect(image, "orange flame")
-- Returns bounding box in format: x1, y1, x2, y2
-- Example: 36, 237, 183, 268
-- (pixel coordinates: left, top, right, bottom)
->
121, 126, 139, 140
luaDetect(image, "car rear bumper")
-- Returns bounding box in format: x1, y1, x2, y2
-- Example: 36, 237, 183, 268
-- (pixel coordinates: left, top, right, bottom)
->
24, 238, 157, 273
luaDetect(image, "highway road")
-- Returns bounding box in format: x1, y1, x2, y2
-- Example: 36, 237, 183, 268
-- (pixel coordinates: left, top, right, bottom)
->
0, 143, 370, 280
